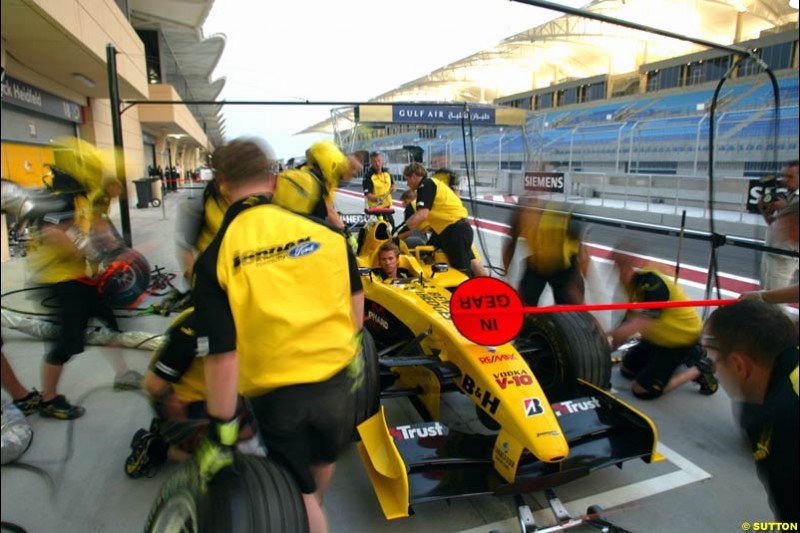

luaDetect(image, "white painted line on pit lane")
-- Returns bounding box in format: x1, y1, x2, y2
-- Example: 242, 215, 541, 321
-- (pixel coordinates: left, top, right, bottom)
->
456, 443, 710, 533
586, 243, 760, 285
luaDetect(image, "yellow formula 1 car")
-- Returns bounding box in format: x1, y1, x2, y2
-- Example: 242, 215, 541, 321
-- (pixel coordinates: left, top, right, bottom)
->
344, 210, 664, 529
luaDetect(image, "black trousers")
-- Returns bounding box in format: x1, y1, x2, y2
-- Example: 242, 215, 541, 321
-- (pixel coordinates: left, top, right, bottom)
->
439, 219, 474, 277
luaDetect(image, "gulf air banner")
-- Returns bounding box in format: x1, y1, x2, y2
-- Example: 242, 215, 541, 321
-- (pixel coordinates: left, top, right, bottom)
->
357, 104, 526, 126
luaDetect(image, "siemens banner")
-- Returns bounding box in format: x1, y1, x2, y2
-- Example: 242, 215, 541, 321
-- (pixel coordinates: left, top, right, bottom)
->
357, 105, 526, 127
524, 172, 565, 193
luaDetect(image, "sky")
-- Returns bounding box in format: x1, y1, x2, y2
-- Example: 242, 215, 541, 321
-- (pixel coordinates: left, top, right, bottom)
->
202, 0, 588, 160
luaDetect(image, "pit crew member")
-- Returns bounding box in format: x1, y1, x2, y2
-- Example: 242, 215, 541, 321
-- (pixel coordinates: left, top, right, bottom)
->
194, 138, 365, 533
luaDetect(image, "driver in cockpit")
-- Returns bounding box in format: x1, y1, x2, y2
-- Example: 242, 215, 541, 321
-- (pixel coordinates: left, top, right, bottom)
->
374, 242, 412, 281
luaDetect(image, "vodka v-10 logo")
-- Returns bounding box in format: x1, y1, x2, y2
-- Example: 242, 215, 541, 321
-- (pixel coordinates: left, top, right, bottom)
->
551, 397, 602, 417
389, 422, 446, 441
494, 369, 533, 389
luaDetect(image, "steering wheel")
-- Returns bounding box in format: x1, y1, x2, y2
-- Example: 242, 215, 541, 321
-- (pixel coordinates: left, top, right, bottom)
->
389, 275, 418, 286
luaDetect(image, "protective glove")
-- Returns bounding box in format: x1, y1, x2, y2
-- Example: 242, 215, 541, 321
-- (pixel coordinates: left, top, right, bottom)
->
197, 415, 239, 483
347, 331, 364, 393
347, 234, 359, 254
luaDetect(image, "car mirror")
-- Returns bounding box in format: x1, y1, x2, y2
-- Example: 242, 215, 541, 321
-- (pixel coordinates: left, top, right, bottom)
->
431, 263, 449, 277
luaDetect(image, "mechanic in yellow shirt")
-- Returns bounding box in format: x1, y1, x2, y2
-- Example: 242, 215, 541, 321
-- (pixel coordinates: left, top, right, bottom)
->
193, 138, 364, 533
609, 247, 718, 400
176, 144, 236, 281
273, 140, 360, 229
124, 307, 254, 479
503, 196, 588, 305
27, 142, 119, 420
363, 151, 395, 209
403, 162, 475, 277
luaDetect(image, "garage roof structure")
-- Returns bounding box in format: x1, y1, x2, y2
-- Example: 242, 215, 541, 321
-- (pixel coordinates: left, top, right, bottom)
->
301, 0, 797, 135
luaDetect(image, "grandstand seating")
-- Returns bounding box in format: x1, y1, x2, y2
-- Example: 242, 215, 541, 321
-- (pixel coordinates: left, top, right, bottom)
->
354, 72, 799, 173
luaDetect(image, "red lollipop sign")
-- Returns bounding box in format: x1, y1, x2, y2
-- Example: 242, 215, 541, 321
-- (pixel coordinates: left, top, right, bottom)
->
450, 277, 523, 346
451, 277, 739, 346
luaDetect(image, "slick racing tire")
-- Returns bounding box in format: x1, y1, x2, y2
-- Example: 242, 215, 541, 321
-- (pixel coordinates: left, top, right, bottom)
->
97, 247, 151, 309
515, 311, 611, 402
144, 453, 307, 533
344, 329, 380, 444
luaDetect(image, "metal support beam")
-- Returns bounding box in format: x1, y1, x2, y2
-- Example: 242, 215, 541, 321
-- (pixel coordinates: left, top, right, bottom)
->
106, 43, 133, 247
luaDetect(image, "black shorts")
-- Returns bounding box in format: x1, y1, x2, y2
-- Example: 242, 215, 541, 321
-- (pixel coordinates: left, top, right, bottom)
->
439, 219, 474, 276
249, 366, 351, 494
45, 280, 119, 365
622, 339, 701, 395
520, 262, 584, 306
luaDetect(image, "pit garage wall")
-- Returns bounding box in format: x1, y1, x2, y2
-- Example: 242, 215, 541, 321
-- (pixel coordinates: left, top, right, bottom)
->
0, 94, 146, 209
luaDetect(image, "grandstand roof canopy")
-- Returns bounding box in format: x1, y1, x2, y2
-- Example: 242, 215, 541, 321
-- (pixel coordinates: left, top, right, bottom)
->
300, 0, 797, 135
130, 0, 227, 147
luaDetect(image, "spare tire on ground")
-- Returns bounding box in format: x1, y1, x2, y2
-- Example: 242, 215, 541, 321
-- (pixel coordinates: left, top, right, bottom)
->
144, 452, 307, 533
513, 311, 611, 403
97, 247, 151, 309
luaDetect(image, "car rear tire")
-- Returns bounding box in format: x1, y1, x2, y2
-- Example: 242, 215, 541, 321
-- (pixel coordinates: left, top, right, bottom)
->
144, 453, 307, 533
514, 311, 611, 402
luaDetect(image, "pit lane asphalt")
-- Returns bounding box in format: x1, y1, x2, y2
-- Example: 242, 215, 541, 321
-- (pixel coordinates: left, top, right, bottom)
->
0, 186, 776, 533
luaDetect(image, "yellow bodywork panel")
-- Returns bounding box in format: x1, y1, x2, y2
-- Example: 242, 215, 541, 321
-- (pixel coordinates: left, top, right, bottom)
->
392, 365, 441, 420
357, 407, 410, 519
492, 428, 525, 484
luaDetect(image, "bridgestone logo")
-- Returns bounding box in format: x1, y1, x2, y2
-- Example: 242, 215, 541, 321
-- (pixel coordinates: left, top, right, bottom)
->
523, 397, 545, 417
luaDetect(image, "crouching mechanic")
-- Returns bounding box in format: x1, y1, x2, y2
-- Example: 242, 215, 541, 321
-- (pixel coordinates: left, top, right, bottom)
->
610, 248, 718, 399
193, 138, 365, 533
703, 301, 798, 522
124, 307, 254, 479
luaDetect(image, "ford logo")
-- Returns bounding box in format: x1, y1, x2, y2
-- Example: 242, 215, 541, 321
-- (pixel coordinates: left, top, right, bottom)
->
288, 241, 321, 258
